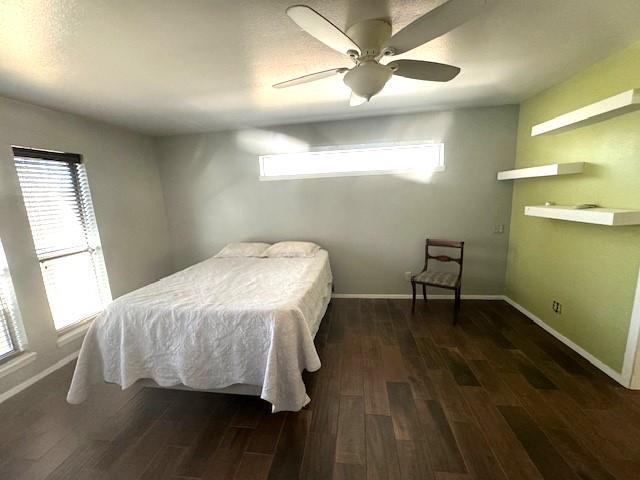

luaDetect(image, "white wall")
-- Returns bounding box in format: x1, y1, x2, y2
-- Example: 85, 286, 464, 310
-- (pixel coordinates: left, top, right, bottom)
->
0, 96, 172, 394
156, 106, 518, 295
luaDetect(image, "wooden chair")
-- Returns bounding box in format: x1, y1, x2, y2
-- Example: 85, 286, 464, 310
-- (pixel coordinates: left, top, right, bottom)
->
411, 239, 464, 322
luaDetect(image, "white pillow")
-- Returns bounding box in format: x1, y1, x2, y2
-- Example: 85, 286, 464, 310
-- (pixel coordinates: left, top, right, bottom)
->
263, 241, 321, 258
214, 242, 271, 258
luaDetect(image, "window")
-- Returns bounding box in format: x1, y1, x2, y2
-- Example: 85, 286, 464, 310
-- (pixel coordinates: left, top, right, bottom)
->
13, 147, 112, 331
258, 142, 444, 180
0, 239, 24, 360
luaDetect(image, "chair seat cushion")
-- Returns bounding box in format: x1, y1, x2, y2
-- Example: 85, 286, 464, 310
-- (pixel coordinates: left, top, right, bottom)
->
414, 270, 459, 287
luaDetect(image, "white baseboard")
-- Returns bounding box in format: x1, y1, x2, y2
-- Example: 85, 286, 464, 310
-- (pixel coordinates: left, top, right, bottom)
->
331, 293, 504, 300
503, 296, 626, 387
0, 350, 79, 404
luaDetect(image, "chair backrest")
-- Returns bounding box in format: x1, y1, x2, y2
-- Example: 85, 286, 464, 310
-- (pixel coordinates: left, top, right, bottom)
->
424, 239, 465, 277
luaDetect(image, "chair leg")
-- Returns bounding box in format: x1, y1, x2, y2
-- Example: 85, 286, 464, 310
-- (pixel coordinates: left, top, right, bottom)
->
453, 286, 461, 324
422, 284, 427, 302
411, 281, 417, 315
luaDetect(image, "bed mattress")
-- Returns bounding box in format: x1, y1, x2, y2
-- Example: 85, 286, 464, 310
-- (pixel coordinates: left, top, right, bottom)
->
67, 250, 332, 412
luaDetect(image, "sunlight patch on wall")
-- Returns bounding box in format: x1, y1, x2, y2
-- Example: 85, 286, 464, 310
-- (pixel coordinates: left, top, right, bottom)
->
235, 129, 309, 155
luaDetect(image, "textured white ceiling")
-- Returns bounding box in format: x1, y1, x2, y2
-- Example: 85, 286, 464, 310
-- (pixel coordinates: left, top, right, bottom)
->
1, 0, 639, 135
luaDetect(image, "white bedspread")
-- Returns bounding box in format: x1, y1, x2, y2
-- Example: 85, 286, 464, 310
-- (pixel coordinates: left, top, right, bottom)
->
67, 250, 332, 412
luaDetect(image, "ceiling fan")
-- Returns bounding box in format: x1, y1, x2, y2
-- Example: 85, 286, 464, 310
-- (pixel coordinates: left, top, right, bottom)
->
273, 0, 487, 106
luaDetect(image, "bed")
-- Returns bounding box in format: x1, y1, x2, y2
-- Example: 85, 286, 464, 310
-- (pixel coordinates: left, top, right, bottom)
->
67, 244, 332, 412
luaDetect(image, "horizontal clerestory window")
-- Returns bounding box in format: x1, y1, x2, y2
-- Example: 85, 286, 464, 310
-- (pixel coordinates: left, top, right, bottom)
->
258, 142, 445, 180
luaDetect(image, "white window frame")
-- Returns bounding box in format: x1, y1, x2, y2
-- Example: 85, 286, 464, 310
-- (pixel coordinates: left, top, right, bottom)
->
258, 141, 445, 181
13, 147, 112, 333
0, 239, 25, 363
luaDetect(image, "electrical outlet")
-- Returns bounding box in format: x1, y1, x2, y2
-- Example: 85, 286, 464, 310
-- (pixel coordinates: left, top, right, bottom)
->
494, 224, 505, 234
404, 271, 413, 281
552, 300, 562, 314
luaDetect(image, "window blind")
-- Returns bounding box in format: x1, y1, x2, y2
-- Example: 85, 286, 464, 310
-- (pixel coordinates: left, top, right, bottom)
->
0, 240, 23, 360
14, 148, 112, 331
0, 297, 16, 359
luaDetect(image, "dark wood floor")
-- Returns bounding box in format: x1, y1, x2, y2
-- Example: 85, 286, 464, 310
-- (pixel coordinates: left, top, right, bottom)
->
1, 299, 640, 480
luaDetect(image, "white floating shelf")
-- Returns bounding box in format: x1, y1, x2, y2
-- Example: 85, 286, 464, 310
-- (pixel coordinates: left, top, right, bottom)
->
497, 162, 584, 181
531, 88, 640, 136
525, 205, 640, 226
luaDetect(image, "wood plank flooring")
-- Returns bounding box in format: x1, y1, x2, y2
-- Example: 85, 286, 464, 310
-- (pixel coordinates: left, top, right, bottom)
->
1, 299, 640, 479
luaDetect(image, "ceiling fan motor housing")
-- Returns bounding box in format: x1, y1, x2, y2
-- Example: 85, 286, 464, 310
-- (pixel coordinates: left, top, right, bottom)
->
346, 19, 392, 59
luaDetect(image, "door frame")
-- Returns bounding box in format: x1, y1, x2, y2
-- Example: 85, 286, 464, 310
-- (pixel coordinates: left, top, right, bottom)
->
622, 265, 640, 388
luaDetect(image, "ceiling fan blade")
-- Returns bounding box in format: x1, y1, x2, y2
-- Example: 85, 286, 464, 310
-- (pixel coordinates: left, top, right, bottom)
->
384, 0, 486, 56
349, 93, 368, 107
390, 60, 460, 82
286, 5, 360, 55
273, 68, 348, 88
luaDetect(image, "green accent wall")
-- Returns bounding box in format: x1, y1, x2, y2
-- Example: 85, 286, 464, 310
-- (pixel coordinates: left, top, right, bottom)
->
506, 41, 640, 373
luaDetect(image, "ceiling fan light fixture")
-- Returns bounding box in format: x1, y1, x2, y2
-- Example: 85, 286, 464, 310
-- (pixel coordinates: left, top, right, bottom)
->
349, 94, 368, 107
343, 61, 392, 101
